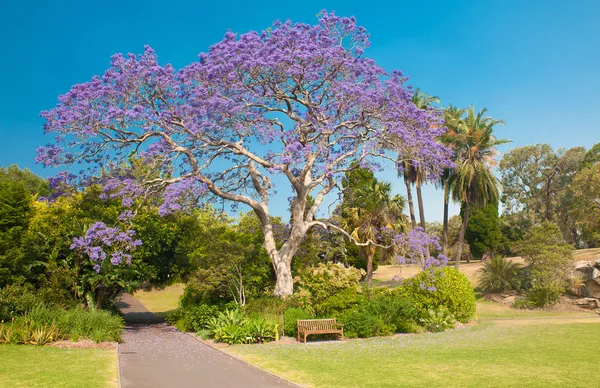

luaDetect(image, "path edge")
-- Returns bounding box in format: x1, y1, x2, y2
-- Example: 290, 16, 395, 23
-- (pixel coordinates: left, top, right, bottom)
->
186, 333, 304, 388
116, 342, 122, 388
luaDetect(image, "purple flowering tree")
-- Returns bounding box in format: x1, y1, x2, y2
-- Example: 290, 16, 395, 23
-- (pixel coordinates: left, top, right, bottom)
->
39, 12, 450, 296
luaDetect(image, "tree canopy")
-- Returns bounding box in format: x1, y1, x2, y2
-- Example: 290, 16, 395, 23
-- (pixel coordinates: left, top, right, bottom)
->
37, 12, 451, 296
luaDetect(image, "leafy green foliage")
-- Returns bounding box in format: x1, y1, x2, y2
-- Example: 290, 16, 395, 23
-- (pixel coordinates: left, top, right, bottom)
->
339, 309, 394, 338
283, 308, 312, 337
402, 267, 476, 323
465, 202, 501, 259
166, 304, 220, 332
515, 222, 573, 307
0, 304, 123, 344
205, 308, 277, 345
294, 262, 364, 316
419, 307, 456, 332
479, 256, 522, 293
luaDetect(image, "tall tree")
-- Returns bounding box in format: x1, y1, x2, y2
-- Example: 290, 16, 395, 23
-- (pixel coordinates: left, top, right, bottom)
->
439, 105, 466, 254
401, 89, 440, 231
341, 178, 405, 286
37, 14, 450, 296
448, 106, 509, 268
499, 144, 586, 243
500, 144, 585, 223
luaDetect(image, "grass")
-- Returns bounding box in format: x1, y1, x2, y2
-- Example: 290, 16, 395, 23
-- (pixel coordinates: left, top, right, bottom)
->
228, 320, 600, 388
475, 298, 597, 320
132, 283, 185, 318
0, 345, 117, 387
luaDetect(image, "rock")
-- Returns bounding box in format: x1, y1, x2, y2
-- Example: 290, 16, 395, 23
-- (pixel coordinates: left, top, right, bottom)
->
571, 260, 600, 298
573, 298, 600, 310
503, 295, 517, 305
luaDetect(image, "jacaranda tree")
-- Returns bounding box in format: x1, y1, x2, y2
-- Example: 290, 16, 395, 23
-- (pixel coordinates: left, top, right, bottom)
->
38, 12, 451, 296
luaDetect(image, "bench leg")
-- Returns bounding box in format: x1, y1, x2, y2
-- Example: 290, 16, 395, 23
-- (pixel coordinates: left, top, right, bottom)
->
297, 332, 300, 343
304, 333, 308, 344
340, 331, 344, 341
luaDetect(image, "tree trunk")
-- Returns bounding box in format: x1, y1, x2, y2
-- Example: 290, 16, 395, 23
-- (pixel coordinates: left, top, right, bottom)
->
545, 181, 552, 222
442, 185, 449, 255
366, 247, 375, 287
416, 179, 426, 231
455, 201, 470, 269
274, 259, 294, 297
405, 176, 417, 229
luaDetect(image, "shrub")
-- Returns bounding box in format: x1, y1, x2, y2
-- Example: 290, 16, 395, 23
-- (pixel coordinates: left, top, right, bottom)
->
314, 289, 362, 317
419, 308, 455, 333
0, 305, 123, 344
246, 316, 276, 343
479, 256, 522, 293
362, 292, 418, 331
402, 267, 476, 323
294, 263, 364, 316
283, 307, 312, 338
339, 310, 394, 338
0, 284, 41, 321
515, 222, 573, 307
203, 308, 276, 345
523, 284, 565, 308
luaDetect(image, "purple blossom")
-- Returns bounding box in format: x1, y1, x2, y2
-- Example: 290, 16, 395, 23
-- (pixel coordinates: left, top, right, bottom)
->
71, 221, 142, 272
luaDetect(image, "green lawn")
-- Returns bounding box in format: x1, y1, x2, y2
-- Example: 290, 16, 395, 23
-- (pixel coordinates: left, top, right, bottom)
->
0, 345, 117, 387
228, 320, 600, 388
132, 283, 185, 318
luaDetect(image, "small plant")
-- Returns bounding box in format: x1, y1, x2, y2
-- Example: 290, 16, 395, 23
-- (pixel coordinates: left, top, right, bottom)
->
31, 324, 60, 346
218, 324, 250, 345
419, 308, 455, 333
479, 256, 522, 293
247, 317, 276, 343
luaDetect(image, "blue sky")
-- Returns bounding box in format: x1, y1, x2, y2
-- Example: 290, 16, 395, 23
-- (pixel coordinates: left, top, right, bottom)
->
1, 0, 598, 221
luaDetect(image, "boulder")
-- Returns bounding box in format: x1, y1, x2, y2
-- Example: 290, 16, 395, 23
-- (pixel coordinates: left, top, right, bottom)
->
573, 298, 600, 310
571, 259, 600, 298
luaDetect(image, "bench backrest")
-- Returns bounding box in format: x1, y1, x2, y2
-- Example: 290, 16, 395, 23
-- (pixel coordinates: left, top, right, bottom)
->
297, 319, 337, 331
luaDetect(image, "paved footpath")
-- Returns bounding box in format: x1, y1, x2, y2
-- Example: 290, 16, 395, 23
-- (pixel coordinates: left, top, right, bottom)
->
116, 294, 298, 388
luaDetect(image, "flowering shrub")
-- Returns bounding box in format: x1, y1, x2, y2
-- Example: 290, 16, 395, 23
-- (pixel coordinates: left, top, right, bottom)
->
401, 267, 476, 323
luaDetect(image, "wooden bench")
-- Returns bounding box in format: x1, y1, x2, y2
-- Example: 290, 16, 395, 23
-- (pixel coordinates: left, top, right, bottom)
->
297, 319, 344, 343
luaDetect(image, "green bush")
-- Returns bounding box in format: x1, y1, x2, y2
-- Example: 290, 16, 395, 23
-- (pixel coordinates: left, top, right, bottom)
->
479, 256, 522, 293
0, 305, 123, 344
0, 284, 41, 321
339, 309, 394, 338
204, 308, 276, 345
419, 308, 456, 333
402, 267, 476, 323
283, 307, 312, 338
362, 292, 418, 332
294, 263, 363, 316
314, 289, 361, 317
515, 222, 572, 308
523, 283, 565, 308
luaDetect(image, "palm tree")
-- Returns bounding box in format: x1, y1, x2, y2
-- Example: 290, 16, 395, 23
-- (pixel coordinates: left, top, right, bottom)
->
399, 89, 440, 231
447, 106, 509, 268
438, 105, 466, 255
399, 161, 418, 229
341, 179, 405, 286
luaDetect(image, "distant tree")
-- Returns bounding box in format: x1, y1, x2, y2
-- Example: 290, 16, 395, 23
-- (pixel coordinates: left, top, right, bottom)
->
465, 201, 502, 260
447, 106, 508, 268
0, 165, 49, 197
499, 144, 586, 223
581, 142, 600, 169
569, 163, 600, 246
0, 181, 32, 286
341, 177, 405, 286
